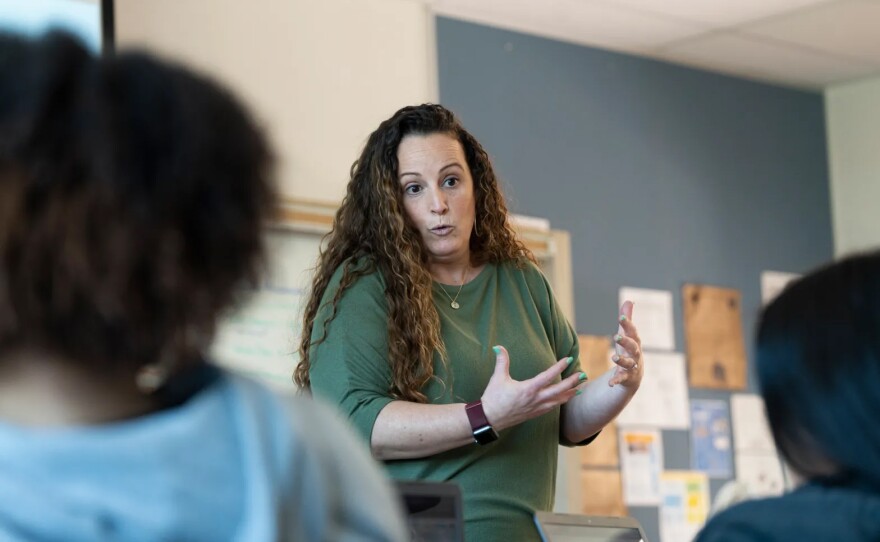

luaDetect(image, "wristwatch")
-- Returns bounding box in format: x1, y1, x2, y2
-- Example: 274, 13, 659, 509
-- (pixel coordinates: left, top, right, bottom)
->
465, 400, 498, 445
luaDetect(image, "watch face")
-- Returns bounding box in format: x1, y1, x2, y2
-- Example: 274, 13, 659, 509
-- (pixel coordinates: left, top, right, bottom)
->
473, 425, 499, 445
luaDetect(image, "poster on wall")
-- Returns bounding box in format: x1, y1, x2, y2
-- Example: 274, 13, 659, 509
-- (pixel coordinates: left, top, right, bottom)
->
619, 429, 663, 506
660, 470, 710, 542
731, 394, 786, 496
690, 400, 733, 478
760, 270, 800, 306
618, 287, 675, 351
682, 284, 747, 389
616, 352, 690, 429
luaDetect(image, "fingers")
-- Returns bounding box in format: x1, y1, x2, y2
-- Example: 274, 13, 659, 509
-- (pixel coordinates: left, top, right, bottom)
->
613, 334, 641, 358
619, 300, 634, 322
540, 369, 586, 400
491, 345, 511, 378
617, 315, 641, 344
611, 353, 638, 370
531, 355, 575, 388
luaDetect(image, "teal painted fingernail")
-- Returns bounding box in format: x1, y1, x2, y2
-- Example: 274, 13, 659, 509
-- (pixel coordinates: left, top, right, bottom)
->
612, 354, 620, 362
566, 356, 575, 366
619, 315, 627, 322
575, 389, 583, 396
492, 346, 501, 355
614, 334, 623, 343
578, 372, 587, 381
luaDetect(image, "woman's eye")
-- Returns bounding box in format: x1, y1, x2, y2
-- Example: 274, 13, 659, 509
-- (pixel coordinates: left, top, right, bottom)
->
443, 177, 459, 187
405, 184, 422, 195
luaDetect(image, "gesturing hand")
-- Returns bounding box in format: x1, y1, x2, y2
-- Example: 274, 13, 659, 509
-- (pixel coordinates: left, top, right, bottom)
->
609, 300, 643, 388
480, 345, 584, 432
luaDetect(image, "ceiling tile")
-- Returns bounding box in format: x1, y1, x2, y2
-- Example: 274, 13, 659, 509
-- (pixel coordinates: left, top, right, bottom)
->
593, 0, 831, 26
743, 0, 880, 65
431, 0, 707, 52
658, 31, 878, 88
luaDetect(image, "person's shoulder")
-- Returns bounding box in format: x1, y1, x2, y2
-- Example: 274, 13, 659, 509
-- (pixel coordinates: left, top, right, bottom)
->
696, 496, 785, 542
494, 257, 544, 280
697, 484, 880, 542
327, 256, 385, 291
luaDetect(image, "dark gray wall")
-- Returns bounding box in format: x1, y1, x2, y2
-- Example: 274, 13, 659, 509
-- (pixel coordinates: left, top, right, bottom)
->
437, 16, 834, 542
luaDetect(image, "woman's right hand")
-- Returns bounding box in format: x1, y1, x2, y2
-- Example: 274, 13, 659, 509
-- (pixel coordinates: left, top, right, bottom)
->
480, 345, 584, 432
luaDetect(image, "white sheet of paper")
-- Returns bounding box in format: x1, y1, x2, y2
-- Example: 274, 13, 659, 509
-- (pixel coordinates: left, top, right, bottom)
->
760, 270, 800, 306
661, 471, 710, 542
736, 453, 785, 497
619, 287, 675, 351
619, 429, 663, 506
731, 394, 776, 453
616, 351, 691, 429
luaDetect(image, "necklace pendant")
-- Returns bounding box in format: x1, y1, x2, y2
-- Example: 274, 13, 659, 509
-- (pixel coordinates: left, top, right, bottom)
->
450, 301, 460, 309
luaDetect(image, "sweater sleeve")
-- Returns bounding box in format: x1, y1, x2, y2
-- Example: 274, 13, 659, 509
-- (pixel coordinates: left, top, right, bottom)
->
307, 265, 395, 446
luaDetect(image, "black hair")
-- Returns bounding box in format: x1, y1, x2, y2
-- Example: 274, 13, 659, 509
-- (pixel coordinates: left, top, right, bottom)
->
0, 31, 275, 376
757, 249, 880, 489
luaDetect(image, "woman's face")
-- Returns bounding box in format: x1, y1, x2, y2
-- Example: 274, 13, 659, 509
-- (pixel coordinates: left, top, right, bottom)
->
397, 132, 476, 273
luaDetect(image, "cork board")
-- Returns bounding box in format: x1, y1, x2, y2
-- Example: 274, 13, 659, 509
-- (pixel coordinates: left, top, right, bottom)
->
682, 284, 747, 389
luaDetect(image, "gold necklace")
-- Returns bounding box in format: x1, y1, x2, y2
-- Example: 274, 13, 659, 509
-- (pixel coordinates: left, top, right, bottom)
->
438, 267, 469, 310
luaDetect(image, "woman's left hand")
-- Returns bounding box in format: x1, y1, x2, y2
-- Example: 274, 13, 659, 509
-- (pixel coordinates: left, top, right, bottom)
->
608, 300, 643, 388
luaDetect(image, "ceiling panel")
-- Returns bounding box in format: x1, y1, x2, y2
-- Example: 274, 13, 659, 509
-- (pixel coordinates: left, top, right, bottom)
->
428, 0, 880, 87
743, 0, 880, 65
431, 0, 707, 52
659, 32, 878, 88
592, 0, 834, 26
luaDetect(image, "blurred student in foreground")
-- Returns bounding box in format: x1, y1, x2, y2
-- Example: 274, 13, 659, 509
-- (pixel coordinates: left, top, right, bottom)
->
0, 32, 406, 541
696, 249, 880, 541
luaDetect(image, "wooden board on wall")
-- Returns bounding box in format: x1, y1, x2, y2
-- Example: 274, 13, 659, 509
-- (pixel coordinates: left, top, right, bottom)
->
682, 284, 747, 390
580, 469, 628, 517
580, 421, 620, 468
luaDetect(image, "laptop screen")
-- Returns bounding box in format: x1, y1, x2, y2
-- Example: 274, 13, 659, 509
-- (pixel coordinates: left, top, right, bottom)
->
396, 481, 464, 542
534, 512, 648, 542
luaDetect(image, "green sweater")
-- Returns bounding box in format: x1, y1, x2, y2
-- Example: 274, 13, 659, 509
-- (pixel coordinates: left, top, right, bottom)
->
309, 259, 585, 542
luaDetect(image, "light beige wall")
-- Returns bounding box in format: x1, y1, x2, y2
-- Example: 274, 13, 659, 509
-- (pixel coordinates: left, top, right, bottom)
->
825, 75, 880, 257
116, 0, 436, 202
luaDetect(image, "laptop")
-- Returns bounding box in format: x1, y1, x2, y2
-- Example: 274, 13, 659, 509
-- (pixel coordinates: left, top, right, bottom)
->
396, 481, 465, 542
534, 512, 649, 542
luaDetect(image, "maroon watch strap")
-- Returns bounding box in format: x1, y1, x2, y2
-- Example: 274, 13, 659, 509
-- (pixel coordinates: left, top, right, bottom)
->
465, 400, 491, 430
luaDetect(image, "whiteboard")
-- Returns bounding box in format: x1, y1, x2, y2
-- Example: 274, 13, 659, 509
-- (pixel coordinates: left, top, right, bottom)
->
211, 227, 323, 392
210, 200, 572, 393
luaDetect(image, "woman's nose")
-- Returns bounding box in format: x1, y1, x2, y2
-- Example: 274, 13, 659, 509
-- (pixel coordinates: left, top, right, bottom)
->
430, 189, 448, 214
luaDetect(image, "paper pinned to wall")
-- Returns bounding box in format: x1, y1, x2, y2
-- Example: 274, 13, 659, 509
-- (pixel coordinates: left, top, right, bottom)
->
735, 454, 785, 497
682, 284, 748, 389
620, 429, 663, 506
660, 470, 710, 542
731, 394, 775, 454
690, 400, 733, 478
760, 270, 800, 306
619, 287, 675, 351
616, 351, 691, 429
580, 469, 628, 517
731, 393, 785, 497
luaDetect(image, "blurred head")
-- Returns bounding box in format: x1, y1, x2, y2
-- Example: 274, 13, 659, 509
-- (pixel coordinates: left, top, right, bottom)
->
757, 250, 880, 489
0, 32, 275, 381
295, 104, 530, 400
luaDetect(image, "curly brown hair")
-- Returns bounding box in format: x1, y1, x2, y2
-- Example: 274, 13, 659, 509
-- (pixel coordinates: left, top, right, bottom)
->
294, 104, 533, 402
0, 32, 275, 378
